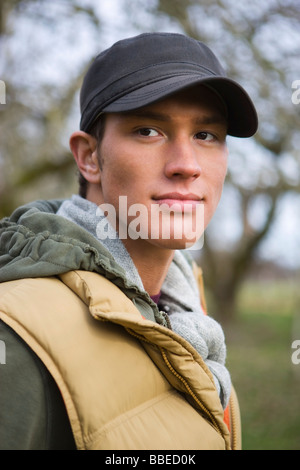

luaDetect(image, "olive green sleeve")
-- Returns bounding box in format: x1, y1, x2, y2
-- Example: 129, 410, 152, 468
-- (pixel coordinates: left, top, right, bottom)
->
0, 321, 76, 450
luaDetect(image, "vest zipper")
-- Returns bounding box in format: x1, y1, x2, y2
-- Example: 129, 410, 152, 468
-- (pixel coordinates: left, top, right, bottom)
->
124, 327, 226, 443
229, 392, 239, 450
160, 347, 224, 439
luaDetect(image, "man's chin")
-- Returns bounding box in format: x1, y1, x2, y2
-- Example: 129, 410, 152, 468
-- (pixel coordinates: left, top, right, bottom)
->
148, 236, 204, 252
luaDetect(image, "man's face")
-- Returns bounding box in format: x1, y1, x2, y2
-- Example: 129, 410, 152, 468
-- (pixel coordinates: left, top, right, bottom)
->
96, 85, 228, 252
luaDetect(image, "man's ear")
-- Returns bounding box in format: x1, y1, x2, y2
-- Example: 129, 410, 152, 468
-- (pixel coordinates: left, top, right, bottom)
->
69, 131, 101, 184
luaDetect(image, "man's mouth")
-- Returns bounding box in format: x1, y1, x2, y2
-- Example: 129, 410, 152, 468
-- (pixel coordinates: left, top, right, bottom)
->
152, 192, 204, 211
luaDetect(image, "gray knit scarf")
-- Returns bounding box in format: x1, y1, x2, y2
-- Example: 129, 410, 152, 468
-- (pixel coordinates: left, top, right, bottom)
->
57, 195, 231, 408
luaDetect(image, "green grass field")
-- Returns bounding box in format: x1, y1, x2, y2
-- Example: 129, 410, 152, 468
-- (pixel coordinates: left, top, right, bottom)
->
224, 279, 300, 450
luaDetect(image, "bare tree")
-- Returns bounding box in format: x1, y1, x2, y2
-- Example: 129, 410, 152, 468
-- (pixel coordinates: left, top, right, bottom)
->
0, 0, 102, 217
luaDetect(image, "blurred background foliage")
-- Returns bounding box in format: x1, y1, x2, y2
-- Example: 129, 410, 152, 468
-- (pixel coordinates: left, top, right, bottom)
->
0, 0, 300, 449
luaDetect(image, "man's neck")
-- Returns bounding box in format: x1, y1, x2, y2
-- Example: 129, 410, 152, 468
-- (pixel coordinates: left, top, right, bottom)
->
122, 239, 174, 296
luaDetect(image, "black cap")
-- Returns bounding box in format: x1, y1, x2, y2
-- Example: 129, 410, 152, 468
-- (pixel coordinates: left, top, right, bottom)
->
80, 32, 258, 138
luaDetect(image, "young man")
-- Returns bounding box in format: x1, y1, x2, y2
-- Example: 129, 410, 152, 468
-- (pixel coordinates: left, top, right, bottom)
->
0, 33, 258, 450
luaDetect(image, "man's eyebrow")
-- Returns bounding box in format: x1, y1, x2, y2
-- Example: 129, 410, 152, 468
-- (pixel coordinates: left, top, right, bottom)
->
122, 110, 227, 125
194, 114, 228, 125
123, 110, 172, 122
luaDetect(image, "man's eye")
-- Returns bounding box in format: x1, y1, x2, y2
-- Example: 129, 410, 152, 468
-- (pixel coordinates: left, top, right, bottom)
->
195, 132, 215, 141
138, 128, 159, 137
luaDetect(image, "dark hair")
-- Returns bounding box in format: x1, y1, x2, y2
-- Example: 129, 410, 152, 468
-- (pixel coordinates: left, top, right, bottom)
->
78, 115, 106, 199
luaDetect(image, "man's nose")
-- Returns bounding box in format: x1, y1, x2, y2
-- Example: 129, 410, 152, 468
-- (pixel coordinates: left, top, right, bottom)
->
164, 137, 202, 180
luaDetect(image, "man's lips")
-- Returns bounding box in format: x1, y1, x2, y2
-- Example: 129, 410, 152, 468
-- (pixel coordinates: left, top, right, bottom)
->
152, 193, 204, 210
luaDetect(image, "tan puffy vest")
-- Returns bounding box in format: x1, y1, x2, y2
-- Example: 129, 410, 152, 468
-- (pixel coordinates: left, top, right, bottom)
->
0, 269, 240, 450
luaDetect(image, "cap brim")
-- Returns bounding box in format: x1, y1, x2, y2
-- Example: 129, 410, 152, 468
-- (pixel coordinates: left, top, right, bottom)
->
103, 74, 258, 138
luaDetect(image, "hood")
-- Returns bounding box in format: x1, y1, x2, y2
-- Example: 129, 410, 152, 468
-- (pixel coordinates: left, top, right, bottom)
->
0, 199, 135, 290
0, 199, 167, 324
